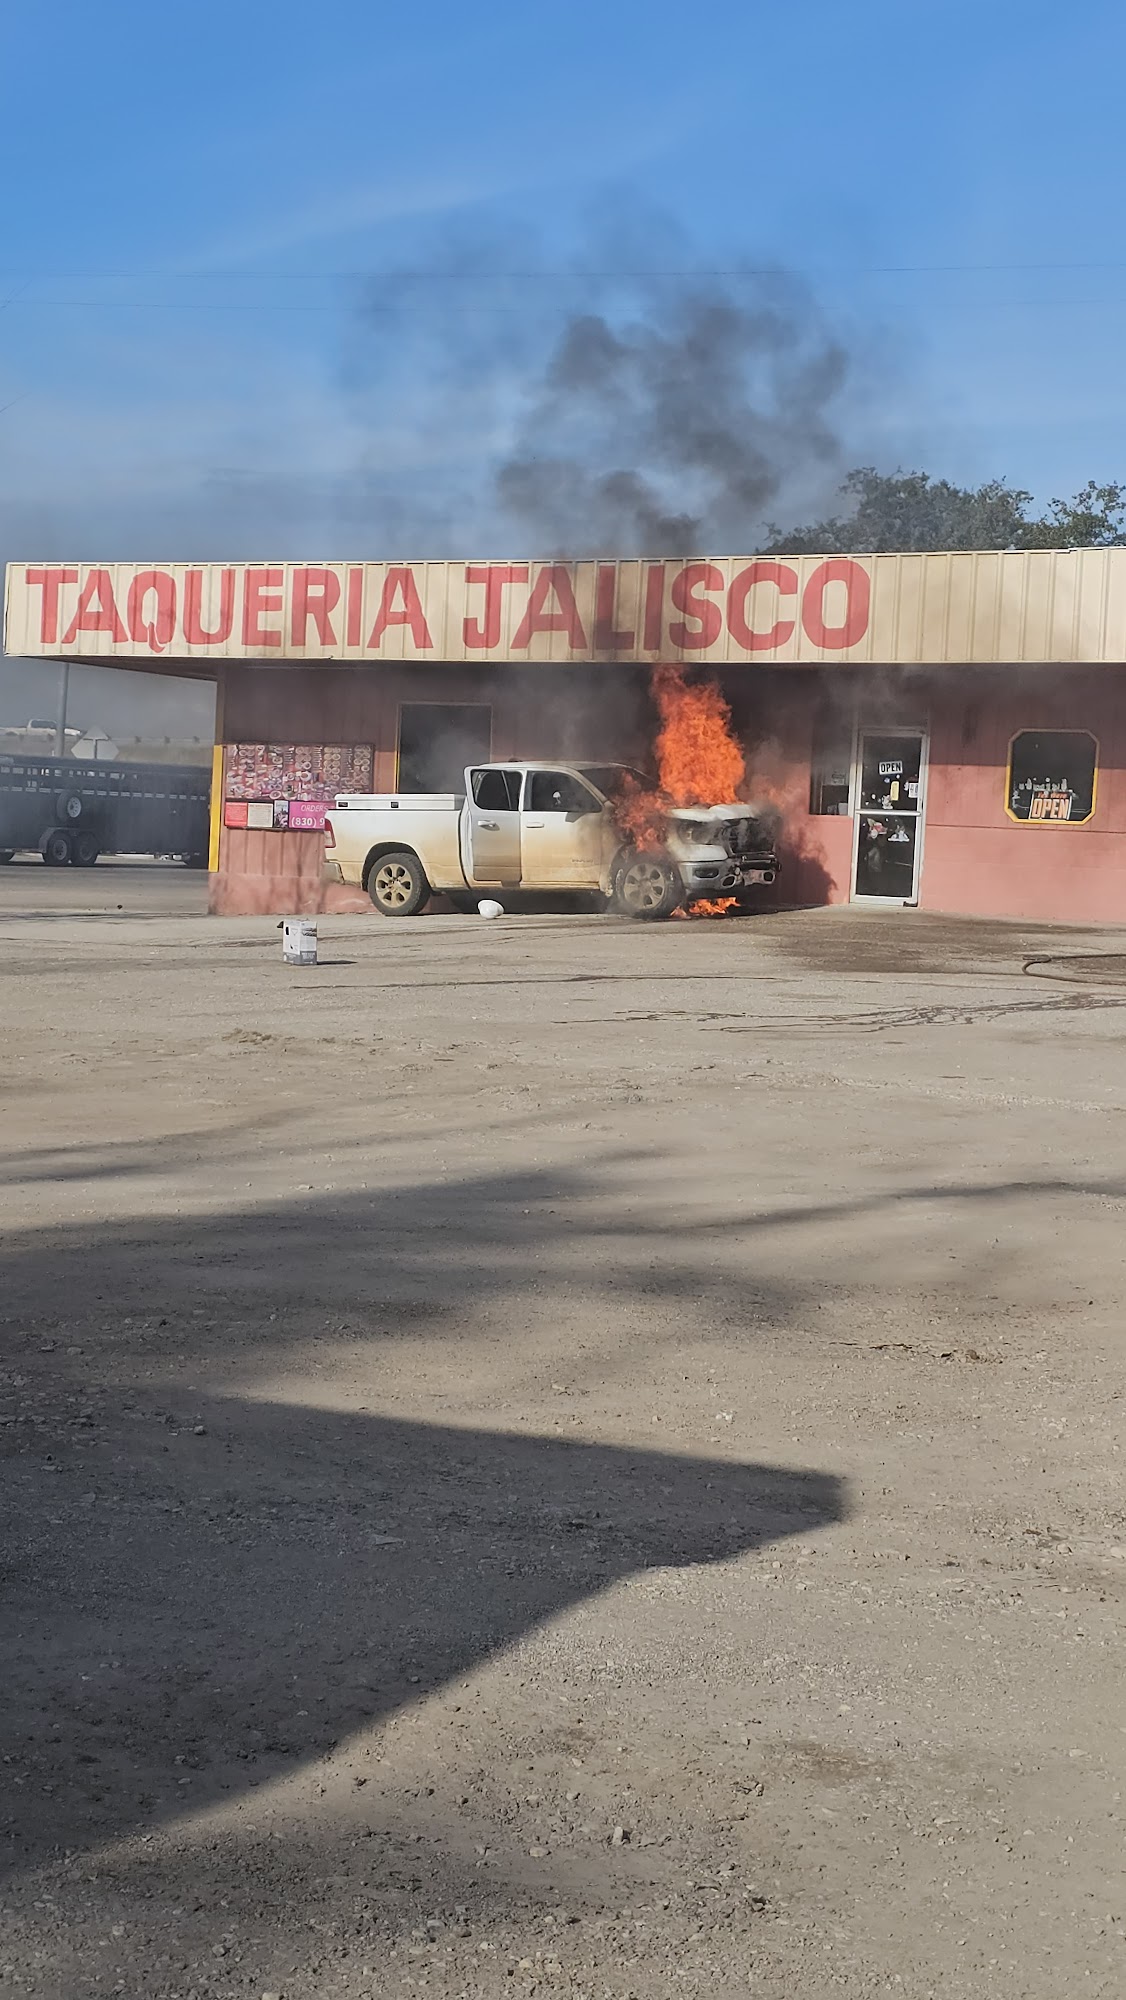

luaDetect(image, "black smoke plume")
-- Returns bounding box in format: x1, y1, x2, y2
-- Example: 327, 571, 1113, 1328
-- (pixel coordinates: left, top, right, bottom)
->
493, 269, 849, 555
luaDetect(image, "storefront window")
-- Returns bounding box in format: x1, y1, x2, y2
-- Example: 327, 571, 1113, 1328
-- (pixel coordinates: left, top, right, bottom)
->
398, 703, 492, 793
1007, 730, 1097, 824
809, 708, 853, 815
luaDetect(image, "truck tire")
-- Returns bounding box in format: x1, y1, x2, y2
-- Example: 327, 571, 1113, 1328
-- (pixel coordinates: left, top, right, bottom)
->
368, 849, 431, 917
56, 792, 84, 823
41, 828, 72, 866
71, 832, 100, 867
612, 850, 684, 920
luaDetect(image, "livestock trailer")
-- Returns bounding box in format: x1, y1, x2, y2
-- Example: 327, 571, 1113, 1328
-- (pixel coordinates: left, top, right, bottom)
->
0, 754, 210, 867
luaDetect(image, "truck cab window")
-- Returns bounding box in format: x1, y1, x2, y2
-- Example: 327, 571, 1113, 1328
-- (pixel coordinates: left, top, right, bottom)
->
471, 768, 520, 810
527, 771, 598, 814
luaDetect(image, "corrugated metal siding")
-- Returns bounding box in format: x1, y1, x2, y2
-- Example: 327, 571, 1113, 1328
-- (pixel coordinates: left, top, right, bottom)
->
6, 552, 1126, 667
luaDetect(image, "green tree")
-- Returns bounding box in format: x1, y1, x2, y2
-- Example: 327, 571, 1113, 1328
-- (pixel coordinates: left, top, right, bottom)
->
767, 469, 1126, 553
1018, 481, 1126, 549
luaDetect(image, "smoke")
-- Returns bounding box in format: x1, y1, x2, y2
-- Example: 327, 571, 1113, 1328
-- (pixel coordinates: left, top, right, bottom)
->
492, 266, 849, 555
341, 206, 860, 557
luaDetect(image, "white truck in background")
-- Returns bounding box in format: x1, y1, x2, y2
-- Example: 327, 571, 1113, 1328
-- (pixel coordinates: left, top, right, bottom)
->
324, 761, 778, 919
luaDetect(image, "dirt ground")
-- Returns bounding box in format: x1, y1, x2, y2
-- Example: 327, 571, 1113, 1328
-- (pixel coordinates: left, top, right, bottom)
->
3, 863, 1126, 1999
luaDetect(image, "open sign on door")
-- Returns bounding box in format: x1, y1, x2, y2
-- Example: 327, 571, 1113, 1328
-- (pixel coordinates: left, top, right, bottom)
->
878, 759, 904, 777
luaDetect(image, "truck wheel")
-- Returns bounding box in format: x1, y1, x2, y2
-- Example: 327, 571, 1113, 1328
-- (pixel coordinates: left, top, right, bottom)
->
56, 792, 84, 823
41, 828, 72, 866
612, 850, 684, 920
71, 832, 100, 867
368, 850, 431, 917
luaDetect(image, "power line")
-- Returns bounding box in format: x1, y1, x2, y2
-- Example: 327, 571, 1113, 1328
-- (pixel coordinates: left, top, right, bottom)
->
6, 295, 1126, 315
3, 260, 1126, 281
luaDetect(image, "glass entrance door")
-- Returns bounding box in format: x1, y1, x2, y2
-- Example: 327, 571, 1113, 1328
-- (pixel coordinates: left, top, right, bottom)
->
852, 732, 926, 902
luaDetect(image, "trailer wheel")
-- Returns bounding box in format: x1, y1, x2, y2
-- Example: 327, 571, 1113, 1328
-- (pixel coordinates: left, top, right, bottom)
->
0, 849, 14, 864
56, 793, 84, 823
612, 850, 684, 920
368, 850, 431, 917
41, 828, 72, 866
71, 832, 100, 867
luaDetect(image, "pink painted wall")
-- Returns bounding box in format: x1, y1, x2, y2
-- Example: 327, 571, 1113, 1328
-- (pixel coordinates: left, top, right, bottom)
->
733, 664, 1126, 921
919, 668, 1126, 922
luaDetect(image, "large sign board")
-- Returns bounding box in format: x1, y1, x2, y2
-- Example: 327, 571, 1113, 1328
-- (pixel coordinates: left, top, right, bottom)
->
6, 549, 1126, 667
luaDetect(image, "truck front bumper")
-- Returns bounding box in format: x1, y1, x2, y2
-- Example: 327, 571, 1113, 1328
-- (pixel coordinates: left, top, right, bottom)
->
680, 858, 778, 895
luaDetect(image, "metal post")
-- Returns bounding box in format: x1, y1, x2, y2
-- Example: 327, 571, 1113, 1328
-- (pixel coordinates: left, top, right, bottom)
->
54, 661, 70, 757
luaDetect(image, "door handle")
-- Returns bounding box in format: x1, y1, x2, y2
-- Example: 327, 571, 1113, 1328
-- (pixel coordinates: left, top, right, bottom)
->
477, 819, 499, 831
525, 819, 545, 828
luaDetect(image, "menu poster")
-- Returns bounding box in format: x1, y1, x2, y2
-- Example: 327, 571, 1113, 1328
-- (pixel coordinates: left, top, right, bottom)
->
224, 743, 373, 804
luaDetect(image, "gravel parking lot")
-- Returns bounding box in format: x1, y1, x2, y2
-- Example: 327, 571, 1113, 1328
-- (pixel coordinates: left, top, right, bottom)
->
3, 874, 1126, 1998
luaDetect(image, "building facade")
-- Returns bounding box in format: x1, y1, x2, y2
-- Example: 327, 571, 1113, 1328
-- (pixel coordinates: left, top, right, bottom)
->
6, 551, 1126, 923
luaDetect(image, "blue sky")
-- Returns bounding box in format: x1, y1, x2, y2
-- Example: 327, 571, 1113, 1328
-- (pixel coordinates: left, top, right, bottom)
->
2, 0, 1125, 724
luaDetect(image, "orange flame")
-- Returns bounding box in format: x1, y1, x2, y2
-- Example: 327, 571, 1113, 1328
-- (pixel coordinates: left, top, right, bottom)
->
672, 897, 736, 919
651, 664, 746, 806
616, 666, 745, 916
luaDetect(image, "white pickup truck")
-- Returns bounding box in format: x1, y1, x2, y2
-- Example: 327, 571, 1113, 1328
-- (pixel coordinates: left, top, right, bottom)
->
324, 761, 778, 919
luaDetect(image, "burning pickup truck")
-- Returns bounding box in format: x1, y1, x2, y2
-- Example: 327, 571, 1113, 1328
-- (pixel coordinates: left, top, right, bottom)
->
324, 761, 778, 919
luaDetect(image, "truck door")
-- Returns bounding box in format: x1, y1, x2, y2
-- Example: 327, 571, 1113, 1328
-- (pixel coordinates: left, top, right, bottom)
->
465, 767, 522, 884
521, 770, 606, 887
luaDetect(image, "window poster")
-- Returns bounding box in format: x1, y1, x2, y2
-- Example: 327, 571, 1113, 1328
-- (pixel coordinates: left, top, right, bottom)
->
1008, 730, 1096, 825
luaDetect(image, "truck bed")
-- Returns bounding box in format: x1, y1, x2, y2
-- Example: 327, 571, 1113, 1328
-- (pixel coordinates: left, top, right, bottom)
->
334, 791, 465, 813
330, 790, 469, 892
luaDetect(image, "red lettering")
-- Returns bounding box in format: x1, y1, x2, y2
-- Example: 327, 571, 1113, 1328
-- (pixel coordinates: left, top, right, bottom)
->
463, 564, 529, 650
61, 569, 127, 647
511, 565, 587, 650
367, 566, 432, 650
183, 568, 235, 645
801, 558, 871, 650
727, 560, 797, 652
24, 567, 77, 644
291, 567, 341, 648
345, 567, 364, 648
127, 570, 177, 654
643, 564, 665, 652
593, 564, 636, 652
242, 568, 284, 649
668, 563, 724, 651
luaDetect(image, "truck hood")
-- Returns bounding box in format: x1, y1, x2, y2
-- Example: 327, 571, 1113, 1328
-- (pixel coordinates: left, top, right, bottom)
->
663, 801, 780, 860
665, 803, 762, 824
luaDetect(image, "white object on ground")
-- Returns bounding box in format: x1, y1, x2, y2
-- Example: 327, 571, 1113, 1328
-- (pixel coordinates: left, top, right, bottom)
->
282, 918, 318, 964
478, 899, 504, 920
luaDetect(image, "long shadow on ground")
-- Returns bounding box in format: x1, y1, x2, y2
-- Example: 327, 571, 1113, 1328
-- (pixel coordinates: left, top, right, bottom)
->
3, 1388, 841, 1878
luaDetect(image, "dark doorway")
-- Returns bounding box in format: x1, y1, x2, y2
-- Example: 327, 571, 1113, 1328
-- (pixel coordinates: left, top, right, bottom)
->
397, 704, 492, 793
852, 730, 926, 901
